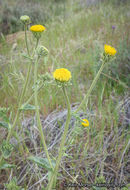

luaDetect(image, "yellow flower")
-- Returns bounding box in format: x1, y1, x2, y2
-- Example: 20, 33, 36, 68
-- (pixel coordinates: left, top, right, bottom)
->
104, 44, 117, 56
82, 119, 89, 127
30, 25, 46, 32
53, 68, 71, 82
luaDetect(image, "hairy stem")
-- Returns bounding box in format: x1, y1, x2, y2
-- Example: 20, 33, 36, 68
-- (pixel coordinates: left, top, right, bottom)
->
47, 85, 71, 190
0, 27, 39, 166
25, 24, 30, 56
34, 53, 53, 170
74, 61, 106, 114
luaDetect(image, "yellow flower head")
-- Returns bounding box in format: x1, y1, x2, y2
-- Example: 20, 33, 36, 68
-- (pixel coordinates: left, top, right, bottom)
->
104, 44, 117, 56
30, 25, 46, 32
53, 68, 71, 82
82, 119, 89, 127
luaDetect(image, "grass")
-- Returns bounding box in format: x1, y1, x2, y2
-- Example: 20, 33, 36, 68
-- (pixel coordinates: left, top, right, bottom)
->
0, 0, 130, 189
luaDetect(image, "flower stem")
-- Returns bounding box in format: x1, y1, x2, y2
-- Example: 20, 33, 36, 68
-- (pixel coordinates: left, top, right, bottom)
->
7, 33, 39, 142
23, 84, 44, 106
0, 61, 32, 167
0, 27, 39, 166
74, 61, 106, 114
34, 54, 53, 170
25, 24, 30, 56
7, 61, 32, 141
47, 85, 71, 190
83, 127, 89, 155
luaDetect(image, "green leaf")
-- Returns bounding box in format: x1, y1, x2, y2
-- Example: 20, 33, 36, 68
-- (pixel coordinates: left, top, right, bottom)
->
0, 114, 9, 123
4, 177, 23, 190
0, 121, 9, 129
63, 152, 73, 159
28, 156, 56, 171
121, 183, 130, 190
22, 53, 33, 61
0, 107, 10, 122
1, 140, 14, 159
19, 104, 36, 111
0, 163, 15, 170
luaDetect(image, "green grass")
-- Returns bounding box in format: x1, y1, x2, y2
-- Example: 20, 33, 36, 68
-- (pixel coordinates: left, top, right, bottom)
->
0, 0, 129, 189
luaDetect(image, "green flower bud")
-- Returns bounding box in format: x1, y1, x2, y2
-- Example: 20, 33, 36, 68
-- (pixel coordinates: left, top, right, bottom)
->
20, 15, 30, 25
37, 46, 49, 57
39, 72, 53, 82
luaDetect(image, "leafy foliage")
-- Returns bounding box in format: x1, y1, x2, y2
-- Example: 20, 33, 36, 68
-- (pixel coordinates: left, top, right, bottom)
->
0, 162, 15, 170
4, 177, 24, 190
1, 140, 14, 159
28, 156, 56, 171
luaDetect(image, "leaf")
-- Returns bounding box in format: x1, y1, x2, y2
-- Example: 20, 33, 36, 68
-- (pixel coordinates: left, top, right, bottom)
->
22, 53, 33, 61
0, 163, 15, 170
63, 152, 73, 159
4, 176, 23, 190
0, 121, 9, 129
1, 140, 14, 159
28, 156, 56, 171
0, 112, 10, 123
19, 104, 36, 111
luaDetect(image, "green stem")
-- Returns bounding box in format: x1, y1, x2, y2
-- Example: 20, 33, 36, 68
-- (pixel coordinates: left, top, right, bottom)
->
13, 131, 24, 155
31, 38, 39, 58
7, 62, 32, 141
83, 127, 89, 155
34, 54, 53, 170
0, 62, 32, 166
35, 39, 39, 50
25, 24, 30, 56
6, 24, 35, 141
0, 28, 39, 166
7, 35, 39, 142
0, 156, 3, 165
74, 61, 106, 114
47, 85, 71, 190
23, 84, 44, 106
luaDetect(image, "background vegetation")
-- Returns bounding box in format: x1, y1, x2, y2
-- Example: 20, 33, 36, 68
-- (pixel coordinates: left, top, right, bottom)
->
0, 0, 129, 189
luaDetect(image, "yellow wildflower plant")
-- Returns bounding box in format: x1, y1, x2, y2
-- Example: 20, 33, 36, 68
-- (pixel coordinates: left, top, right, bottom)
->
53, 68, 71, 82
82, 119, 89, 127
104, 44, 117, 56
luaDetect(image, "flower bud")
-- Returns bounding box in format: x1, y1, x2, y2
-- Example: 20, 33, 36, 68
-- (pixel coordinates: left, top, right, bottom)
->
37, 46, 49, 57
39, 73, 53, 83
20, 15, 30, 25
